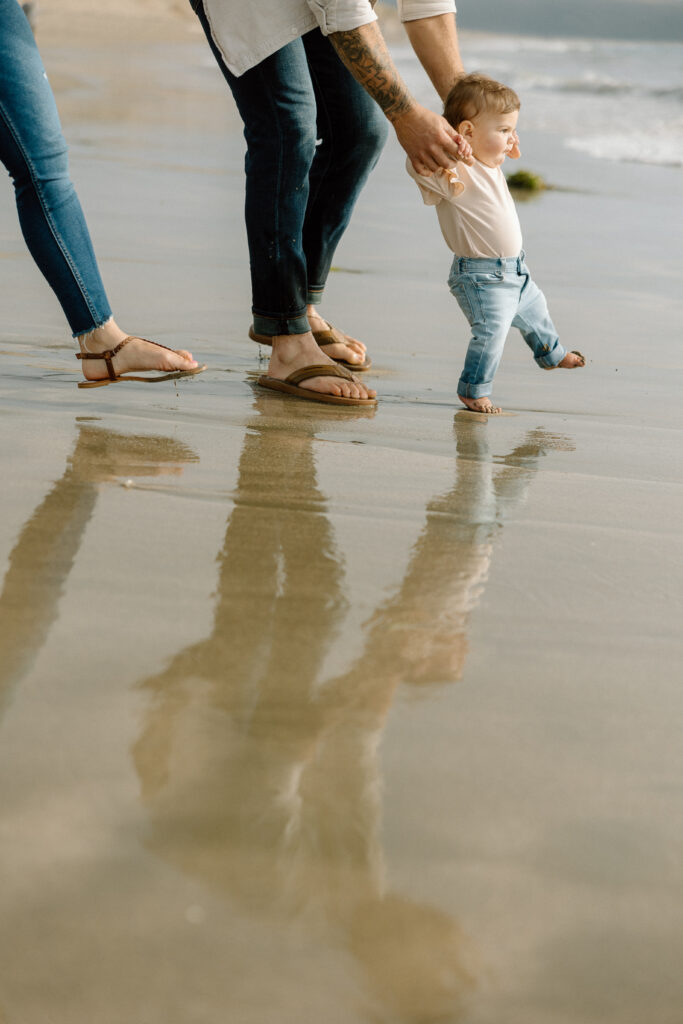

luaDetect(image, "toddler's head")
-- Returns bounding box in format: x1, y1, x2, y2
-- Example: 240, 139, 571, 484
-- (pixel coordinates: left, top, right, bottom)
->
444, 73, 520, 167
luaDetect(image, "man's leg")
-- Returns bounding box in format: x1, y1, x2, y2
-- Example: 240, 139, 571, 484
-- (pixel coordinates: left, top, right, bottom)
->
301, 29, 388, 365
190, 4, 374, 400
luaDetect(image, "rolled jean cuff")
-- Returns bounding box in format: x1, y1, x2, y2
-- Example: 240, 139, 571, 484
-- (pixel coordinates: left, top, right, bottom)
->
252, 310, 310, 338
535, 343, 566, 369
458, 378, 493, 399
306, 286, 324, 306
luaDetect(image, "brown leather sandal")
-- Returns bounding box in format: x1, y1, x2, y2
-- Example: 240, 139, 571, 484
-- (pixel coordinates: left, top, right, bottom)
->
76, 336, 206, 388
257, 363, 376, 406
249, 324, 372, 371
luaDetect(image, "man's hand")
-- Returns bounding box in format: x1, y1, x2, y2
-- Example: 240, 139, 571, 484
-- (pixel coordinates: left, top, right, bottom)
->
392, 103, 472, 175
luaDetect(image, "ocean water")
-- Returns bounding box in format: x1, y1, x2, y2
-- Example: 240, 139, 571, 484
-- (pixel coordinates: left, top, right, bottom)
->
395, 32, 683, 168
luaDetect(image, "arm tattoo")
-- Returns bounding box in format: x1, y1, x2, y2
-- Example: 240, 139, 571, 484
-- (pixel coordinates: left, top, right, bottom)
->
329, 27, 414, 121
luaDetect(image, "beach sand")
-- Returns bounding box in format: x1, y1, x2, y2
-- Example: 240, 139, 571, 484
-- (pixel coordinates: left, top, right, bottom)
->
1, 8, 682, 1024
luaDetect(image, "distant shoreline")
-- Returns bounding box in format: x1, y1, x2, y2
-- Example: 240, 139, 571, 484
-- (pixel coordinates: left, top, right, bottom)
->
379, 0, 683, 43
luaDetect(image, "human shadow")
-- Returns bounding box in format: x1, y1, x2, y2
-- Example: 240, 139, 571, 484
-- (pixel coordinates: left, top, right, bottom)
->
132, 403, 573, 1021
0, 420, 198, 716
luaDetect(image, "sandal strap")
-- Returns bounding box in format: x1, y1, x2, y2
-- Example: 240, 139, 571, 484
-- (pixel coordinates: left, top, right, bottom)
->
286, 363, 354, 386
76, 337, 131, 380
75, 336, 178, 382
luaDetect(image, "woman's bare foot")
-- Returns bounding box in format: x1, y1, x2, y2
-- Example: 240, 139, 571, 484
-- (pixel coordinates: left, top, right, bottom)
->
458, 394, 502, 414
306, 306, 368, 367
556, 350, 586, 368
77, 318, 200, 382
268, 332, 376, 401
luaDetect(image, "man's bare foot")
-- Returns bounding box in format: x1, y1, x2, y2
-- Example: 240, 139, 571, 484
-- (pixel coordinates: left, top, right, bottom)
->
306, 306, 368, 367
556, 350, 586, 369
77, 319, 199, 381
268, 332, 376, 401
458, 394, 502, 414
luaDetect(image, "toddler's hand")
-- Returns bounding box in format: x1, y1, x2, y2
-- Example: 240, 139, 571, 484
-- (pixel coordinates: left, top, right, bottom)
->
454, 132, 474, 165
508, 131, 521, 159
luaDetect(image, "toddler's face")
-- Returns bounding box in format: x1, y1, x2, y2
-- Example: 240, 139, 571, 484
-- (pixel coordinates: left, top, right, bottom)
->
460, 109, 519, 168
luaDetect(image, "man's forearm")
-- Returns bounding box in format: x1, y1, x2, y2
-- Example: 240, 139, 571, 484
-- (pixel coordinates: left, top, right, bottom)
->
403, 13, 464, 101
328, 22, 415, 121
329, 19, 470, 175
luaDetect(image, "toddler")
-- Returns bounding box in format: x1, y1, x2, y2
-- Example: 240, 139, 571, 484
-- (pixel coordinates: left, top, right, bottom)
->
407, 73, 584, 414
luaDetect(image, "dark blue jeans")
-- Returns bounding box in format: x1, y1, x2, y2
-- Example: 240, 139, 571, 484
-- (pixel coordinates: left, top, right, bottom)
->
0, 0, 111, 336
191, 3, 388, 337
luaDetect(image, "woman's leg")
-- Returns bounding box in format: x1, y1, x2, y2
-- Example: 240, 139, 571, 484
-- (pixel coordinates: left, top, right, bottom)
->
0, 0, 199, 378
0, 0, 111, 336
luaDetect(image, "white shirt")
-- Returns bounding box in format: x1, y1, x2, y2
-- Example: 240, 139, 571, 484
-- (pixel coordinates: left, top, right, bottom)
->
200, 0, 457, 77
406, 157, 523, 259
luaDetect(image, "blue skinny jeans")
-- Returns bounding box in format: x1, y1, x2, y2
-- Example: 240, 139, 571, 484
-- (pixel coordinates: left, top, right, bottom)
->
191, 1, 388, 337
0, 0, 111, 336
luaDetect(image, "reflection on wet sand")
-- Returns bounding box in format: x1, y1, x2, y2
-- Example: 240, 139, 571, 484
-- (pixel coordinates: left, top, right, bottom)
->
0, 422, 198, 712
133, 401, 573, 1022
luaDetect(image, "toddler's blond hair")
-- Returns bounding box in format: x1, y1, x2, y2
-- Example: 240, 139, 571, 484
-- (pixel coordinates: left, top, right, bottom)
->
444, 73, 520, 129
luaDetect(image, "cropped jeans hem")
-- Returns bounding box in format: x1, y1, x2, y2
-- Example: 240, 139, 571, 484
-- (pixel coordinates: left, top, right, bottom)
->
252, 310, 311, 338
457, 379, 497, 400
306, 286, 324, 305
73, 313, 115, 340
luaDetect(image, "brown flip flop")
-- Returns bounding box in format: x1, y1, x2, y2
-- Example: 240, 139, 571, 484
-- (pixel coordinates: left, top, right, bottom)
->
249, 324, 372, 371
257, 363, 376, 406
77, 336, 206, 388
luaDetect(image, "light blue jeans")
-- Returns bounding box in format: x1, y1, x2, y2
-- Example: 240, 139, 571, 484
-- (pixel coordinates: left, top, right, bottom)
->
0, 0, 112, 336
448, 252, 566, 399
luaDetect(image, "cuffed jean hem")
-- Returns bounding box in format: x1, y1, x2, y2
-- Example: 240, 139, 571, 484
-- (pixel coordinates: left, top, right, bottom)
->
458, 378, 494, 399
535, 345, 567, 369
252, 310, 311, 338
306, 286, 324, 305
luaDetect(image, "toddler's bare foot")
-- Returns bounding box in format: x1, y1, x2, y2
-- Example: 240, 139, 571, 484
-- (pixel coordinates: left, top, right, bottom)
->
458, 394, 502, 414
557, 350, 585, 369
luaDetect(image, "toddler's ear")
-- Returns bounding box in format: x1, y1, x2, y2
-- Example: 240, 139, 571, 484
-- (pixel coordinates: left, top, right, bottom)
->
457, 119, 474, 139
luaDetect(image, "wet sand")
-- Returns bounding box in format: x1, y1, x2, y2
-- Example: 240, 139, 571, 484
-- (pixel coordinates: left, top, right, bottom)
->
1, 9, 683, 1024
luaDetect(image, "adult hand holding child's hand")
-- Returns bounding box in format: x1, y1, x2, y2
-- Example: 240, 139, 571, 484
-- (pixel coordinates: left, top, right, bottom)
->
393, 102, 473, 175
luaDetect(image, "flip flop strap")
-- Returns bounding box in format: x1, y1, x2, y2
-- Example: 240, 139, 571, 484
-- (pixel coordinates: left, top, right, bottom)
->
286, 364, 354, 386
311, 329, 337, 348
